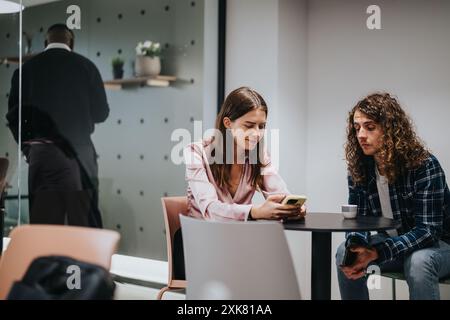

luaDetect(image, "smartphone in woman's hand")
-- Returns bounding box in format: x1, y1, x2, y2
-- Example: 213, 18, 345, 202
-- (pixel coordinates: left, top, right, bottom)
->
281, 195, 307, 206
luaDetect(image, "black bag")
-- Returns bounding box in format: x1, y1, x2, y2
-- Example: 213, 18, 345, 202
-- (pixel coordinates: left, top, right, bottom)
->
7, 256, 115, 300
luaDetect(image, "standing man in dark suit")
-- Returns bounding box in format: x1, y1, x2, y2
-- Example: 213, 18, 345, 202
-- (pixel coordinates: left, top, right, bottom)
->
6, 23, 109, 228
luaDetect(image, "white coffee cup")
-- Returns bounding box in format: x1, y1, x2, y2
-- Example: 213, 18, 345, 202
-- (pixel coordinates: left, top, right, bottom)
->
341, 204, 357, 219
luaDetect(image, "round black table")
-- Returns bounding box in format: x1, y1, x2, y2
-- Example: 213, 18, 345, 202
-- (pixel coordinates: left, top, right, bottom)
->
283, 212, 400, 300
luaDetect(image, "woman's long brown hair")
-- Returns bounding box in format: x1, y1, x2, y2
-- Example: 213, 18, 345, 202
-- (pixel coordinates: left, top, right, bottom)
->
210, 87, 268, 190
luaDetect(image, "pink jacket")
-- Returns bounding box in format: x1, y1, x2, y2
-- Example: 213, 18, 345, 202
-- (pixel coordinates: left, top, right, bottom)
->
184, 139, 289, 221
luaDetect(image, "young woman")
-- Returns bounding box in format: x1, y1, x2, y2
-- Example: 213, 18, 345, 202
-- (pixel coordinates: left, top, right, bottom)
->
184, 86, 306, 221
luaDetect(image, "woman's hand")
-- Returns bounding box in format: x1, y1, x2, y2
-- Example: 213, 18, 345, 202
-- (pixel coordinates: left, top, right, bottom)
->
250, 194, 305, 220
294, 204, 307, 219
281, 204, 307, 222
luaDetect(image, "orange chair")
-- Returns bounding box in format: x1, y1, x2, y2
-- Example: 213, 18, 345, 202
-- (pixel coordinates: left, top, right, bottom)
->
0, 224, 120, 299
0, 158, 9, 254
157, 196, 188, 299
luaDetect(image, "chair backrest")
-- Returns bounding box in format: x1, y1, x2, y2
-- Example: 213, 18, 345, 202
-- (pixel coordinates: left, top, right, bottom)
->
0, 158, 9, 255
0, 158, 8, 194
0, 224, 120, 299
161, 196, 188, 282
180, 215, 301, 300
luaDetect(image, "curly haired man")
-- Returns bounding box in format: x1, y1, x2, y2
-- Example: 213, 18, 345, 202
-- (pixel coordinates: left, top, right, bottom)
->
336, 93, 450, 300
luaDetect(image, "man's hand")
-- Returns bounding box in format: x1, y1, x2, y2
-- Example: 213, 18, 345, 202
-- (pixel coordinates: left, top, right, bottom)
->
340, 246, 379, 280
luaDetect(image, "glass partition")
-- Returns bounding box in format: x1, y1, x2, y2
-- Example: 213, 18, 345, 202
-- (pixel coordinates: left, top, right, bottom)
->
0, 0, 24, 243
3, 0, 218, 260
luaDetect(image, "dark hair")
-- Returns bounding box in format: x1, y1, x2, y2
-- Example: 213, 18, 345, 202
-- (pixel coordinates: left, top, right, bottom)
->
210, 87, 268, 190
345, 92, 429, 185
46, 24, 74, 48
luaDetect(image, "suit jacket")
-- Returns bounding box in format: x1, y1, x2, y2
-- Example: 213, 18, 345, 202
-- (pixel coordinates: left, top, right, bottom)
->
7, 48, 109, 149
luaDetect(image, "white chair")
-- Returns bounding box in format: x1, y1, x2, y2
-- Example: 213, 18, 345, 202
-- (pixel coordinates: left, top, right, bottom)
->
180, 215, 301, 300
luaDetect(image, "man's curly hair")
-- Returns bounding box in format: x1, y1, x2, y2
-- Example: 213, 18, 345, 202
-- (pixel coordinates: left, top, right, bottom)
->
345, 93, 429, 185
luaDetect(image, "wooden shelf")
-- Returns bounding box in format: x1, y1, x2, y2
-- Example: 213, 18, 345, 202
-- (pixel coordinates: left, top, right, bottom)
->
104, 75, 177, 90
1, 53, 38, 64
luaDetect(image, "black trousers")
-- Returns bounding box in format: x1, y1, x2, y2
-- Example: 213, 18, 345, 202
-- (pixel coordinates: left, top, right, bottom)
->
27, 144, 102, 228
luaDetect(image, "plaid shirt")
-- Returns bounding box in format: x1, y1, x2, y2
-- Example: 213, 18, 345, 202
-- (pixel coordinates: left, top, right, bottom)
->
346, 154, 450, 264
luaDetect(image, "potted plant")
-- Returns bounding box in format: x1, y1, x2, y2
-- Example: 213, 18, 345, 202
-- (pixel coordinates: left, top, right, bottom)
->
134, 41, 162, 77
112, 57, 124, 79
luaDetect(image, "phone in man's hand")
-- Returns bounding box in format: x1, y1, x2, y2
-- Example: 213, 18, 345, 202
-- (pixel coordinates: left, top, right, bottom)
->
340, 246, 358, 267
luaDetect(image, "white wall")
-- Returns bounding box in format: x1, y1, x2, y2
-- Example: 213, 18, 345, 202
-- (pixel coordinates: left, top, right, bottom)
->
306, 0, 450, 300
226, 0, 308, 196
227, 0, 311, 298
203, 0, 219, 130
226, 0, 279, 105
227, 0, 450, 300
276, 0, 310, 300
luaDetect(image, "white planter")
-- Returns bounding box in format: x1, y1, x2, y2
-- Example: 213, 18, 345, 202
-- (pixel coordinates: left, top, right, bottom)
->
135, 56, 161, 77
